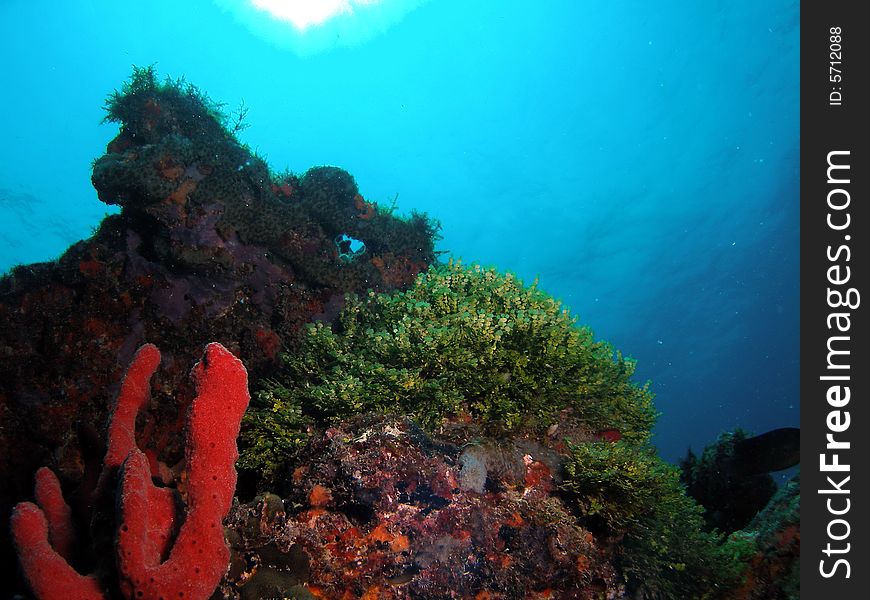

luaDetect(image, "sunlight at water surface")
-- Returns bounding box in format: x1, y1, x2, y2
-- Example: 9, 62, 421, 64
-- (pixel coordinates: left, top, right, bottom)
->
251, 0, 381, 31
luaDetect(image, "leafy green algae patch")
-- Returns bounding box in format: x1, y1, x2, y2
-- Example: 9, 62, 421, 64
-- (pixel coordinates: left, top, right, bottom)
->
240, 259, 656, 475
237, 260, 754, 598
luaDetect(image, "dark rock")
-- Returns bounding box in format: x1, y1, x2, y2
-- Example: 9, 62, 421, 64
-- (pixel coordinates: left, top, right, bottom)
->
0, 70, 438, 590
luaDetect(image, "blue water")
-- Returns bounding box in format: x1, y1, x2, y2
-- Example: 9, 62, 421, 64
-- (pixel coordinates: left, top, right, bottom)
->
0, 0, 799, 464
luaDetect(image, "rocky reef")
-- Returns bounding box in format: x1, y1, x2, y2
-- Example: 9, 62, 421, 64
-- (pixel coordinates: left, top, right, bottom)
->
2, 69, 799, 599
680, 429, 779, 534
0, 67, 438, 591
680, 431, 801, 599
227, 261, 746, 599
223, 414, 616, 599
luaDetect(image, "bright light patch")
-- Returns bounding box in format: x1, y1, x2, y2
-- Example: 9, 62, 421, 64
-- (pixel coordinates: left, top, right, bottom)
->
251, 0, 381, 31
216, 0, 430, 54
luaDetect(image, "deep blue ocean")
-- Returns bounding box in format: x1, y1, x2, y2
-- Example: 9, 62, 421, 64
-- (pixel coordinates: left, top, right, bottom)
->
0, 0, 799, 466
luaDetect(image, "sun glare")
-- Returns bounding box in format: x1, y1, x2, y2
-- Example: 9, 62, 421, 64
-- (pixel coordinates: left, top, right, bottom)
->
251, 0, 381, 31
216, 0, 429, 54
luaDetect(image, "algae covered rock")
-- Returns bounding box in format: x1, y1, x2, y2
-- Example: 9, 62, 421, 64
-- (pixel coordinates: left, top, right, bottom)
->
563, 441, 750, 599
93, 65, 438, 284
0, 66, 440, 589
727, 472, 800, 599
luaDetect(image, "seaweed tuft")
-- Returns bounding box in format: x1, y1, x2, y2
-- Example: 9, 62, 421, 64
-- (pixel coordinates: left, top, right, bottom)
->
102, 64, 236, 145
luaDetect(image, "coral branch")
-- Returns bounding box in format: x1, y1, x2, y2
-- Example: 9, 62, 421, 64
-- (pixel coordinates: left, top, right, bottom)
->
32, 466, 75, 562
103, 343, 161, 472
11, 342, 250, 600
116, 342, 250, 599
99, 342, 177, 560
10, 502, 104, 600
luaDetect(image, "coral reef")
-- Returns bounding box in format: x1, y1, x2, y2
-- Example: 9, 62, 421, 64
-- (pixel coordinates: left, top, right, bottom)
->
11, 342, 250, 599
0, 67, 438, 583
222, 414, 617, 599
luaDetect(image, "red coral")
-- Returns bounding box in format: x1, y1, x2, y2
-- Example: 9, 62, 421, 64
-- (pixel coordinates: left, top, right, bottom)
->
271, 181, 295, 198
370, 253, 424, 289
9, 501, 104, 600
103, 343, 161, 473
595, 428, 622, 443
10, 467, 102, 600
10, 343, 250, 600
32, 467, 75, 561
116, 342, 249, 599
78, 259, 105, 277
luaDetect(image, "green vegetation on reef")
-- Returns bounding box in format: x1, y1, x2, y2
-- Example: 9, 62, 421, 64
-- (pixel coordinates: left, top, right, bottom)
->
562, 441, 752, 599
239, 259, 656, 475
103, 64, 240, 144
562, 441, 672, 530
238, 259, 751, 597
95, 66, 440, 289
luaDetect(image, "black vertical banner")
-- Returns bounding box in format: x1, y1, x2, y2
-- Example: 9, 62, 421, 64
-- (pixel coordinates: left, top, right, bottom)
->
801, 0, 868, 595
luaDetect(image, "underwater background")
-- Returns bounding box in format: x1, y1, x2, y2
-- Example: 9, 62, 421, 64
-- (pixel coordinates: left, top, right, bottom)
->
0, 0, 799, 466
